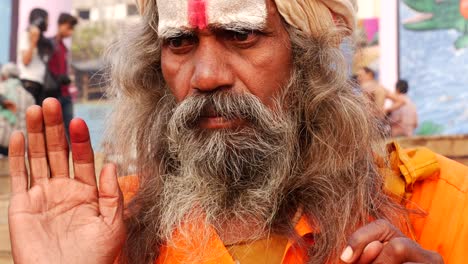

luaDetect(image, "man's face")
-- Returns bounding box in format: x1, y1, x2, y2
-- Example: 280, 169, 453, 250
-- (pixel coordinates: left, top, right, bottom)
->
161, 0, 292, 130
58, 24, 75, 39
154, 1, 298, 239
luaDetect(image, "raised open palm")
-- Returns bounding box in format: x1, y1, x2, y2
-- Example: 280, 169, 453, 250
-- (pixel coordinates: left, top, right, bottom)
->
8, 98, 125, 264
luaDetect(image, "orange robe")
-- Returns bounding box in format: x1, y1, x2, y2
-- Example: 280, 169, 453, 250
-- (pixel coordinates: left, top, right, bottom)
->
118, 143, 468, 263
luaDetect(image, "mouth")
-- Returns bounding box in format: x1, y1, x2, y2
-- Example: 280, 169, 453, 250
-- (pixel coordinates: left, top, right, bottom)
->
198, 117, 244, 129
198, 107, 245, 129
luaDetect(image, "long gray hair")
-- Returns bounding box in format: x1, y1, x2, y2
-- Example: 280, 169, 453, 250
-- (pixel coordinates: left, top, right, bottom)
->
105, 1, 403, 263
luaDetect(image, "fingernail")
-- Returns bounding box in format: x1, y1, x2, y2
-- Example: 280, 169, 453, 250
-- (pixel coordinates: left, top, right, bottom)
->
340, 246, 354, 263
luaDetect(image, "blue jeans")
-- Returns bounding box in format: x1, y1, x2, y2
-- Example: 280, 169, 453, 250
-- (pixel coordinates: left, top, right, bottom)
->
59, 96, 74, 140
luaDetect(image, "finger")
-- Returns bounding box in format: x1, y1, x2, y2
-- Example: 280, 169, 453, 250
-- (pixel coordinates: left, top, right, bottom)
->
372, 238, 442, 264
26, 105, 49, 185
98, 164, 123, 225
42, 98, 70, 178
341, 219, 405, 263
355, 241, 383, 264
70, 118, 96, 186
9, 132, 28, 193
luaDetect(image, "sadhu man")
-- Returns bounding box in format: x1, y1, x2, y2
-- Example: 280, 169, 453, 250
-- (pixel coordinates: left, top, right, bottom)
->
7, 0, 468, 263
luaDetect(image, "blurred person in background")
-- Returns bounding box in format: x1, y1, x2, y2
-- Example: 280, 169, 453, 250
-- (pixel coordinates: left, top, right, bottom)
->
0, 63, 35, 156
386, 80, 418, 137
18, 8, 53, 105
357, 67, 388, 116
357, 67, 405, 131
48, 13, 78, 138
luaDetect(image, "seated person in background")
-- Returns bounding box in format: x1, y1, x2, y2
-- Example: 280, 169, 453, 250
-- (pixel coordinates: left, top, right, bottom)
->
356, 67, 387, 118
0, 63, 35, 155
0, 94, 15, 156
7, 0, 467, 263
386, 80, 418, 137
357, 67, 406, 135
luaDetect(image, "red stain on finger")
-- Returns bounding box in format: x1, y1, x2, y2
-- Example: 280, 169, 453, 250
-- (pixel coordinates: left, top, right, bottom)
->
70, 118, 94, 163
461, 0, 468, 19
188, 0, 207, 29
70, 118, 90, 143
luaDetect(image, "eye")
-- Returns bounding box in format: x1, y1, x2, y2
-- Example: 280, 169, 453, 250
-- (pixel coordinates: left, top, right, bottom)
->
168, 38, 184, 48
231, 31, 251, 42
165, 35, 197, 53
225, 30, 259, 45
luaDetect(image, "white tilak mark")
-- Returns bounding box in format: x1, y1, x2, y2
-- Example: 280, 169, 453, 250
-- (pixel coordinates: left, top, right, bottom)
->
157, 0, 190, 35
157, 0, 267, 35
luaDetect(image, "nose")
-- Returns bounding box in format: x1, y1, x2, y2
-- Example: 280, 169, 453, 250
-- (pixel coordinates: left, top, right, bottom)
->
190, 40, 234, 93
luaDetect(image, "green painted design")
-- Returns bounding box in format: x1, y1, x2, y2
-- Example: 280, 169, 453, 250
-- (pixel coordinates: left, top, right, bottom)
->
402, 0, 468, 49
416, 121, 445, 135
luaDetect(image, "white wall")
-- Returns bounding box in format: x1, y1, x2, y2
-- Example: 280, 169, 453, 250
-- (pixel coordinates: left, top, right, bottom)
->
357, 0, 380, 19
356, 0, 398, 91
379, 0, 398, 91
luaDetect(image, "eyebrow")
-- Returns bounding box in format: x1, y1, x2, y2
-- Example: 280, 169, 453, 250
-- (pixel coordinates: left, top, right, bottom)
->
159, 21, 267, 39
210, 21, 266, 32
159, 28, 195, 39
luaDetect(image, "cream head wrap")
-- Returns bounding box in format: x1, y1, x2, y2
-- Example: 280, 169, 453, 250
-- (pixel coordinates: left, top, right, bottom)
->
274, 0, 357, 35
136, 0, 357, 35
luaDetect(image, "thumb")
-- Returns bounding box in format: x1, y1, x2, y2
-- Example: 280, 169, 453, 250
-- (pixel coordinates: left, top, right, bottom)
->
98, 163, 123, 225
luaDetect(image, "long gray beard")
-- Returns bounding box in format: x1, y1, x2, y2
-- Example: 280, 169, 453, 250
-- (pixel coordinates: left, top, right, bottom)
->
157, 91, 299, 245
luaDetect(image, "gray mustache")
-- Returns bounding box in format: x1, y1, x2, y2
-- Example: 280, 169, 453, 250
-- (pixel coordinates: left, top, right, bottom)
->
169, 92, 277, 129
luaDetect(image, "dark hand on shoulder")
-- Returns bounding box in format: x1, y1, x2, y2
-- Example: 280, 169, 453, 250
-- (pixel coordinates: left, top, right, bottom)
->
340, 219, 444, 264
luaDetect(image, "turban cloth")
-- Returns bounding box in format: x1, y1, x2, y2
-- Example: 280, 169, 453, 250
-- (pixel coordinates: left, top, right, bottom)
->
137, 0, 357, 34
274, 0, 357, 35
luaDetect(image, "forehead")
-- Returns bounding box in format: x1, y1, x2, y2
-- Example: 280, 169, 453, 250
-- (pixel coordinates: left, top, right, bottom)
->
157, 0, 268, 37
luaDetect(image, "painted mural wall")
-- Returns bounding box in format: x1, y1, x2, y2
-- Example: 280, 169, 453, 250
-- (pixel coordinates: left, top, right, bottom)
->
399, 0, 468, 135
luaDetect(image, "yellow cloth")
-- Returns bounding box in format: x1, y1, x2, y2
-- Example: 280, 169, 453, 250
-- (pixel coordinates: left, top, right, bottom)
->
226, 235, 289, 264
380, 142, 440, 201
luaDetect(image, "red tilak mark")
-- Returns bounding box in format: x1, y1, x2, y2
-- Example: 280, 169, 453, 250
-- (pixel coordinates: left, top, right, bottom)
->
188, 0, 207, 29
